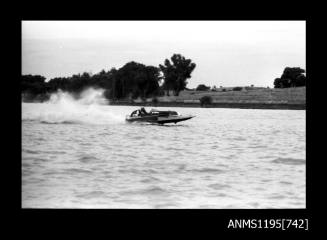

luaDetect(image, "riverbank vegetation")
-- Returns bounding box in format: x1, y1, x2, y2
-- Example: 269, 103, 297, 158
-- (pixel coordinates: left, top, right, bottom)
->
22, 53, 305, 107
22, 54, 196, 102
274, 67, 306, 88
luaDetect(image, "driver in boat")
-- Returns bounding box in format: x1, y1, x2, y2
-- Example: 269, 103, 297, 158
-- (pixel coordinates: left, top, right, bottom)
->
130, 108, 148, 117
140, 107, 148, 115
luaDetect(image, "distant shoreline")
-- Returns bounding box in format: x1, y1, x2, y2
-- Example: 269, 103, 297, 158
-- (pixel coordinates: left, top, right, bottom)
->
109, 86, 306, 110
109, 101, 305, 110
22, 86, 306, 110
22, 99, 305, 110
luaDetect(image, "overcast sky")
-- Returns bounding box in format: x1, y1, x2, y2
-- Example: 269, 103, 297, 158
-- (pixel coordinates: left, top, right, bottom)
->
22, 21, 305, 88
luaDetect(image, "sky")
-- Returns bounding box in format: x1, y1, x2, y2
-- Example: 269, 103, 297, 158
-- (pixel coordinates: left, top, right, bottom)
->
22, 21, 305, 88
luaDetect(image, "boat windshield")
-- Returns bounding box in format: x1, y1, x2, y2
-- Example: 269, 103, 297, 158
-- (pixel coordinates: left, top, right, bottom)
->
130, 110, 139, 117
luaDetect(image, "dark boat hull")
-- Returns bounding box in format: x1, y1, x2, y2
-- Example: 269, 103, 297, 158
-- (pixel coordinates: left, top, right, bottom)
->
126, 115, 194, 124
157, 116, 194, 124
125, 115, 158, 123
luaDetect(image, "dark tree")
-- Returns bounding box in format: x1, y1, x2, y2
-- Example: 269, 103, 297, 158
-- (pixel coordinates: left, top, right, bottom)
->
159, 54, 196, 96
200, 95, 213, 107
143, 66, 161, 98
274, 67, 306, 88
274, 78, 282, 88
22, 58, 166, 102
196, 84, 211, 91
294, 74, 306, 87
152, 97, 159, 106
113, 62, 161, 100
47, 77, 68, 92
21, 75, 47, 95
232, 87, 243, 91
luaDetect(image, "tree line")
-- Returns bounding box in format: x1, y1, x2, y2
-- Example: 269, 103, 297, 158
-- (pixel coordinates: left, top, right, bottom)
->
22, 54, 196, 101
22, 57, 306, 102
195, 67, 306, 91
274, 67, 306, 88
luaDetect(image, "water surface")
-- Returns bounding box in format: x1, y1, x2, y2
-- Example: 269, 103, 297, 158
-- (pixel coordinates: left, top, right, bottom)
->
22, 102, 305, 208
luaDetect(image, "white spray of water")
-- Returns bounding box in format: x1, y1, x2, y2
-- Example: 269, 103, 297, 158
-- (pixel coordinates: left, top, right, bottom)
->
22, 88, 124, 124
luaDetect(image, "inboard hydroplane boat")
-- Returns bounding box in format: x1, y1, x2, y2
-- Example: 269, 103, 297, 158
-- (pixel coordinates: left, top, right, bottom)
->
126, 107, 194, 124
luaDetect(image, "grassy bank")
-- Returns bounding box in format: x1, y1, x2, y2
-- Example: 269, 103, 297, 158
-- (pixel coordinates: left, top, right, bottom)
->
109, 101, 305, 110
22, 86, 306, 110
110, 87, 306, 110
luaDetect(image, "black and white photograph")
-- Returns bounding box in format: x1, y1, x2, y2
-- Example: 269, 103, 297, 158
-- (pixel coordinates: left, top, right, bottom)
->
22, 21, 306, 209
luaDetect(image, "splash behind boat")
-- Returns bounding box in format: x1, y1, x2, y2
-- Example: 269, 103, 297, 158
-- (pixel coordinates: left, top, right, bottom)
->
126, 108, 195, 124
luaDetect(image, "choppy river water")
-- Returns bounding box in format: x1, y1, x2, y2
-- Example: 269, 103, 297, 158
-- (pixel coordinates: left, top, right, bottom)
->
22, 91, 305, 208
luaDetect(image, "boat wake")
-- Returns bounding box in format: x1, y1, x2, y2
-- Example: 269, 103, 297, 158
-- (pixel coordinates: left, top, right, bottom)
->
22, 88, 125, 125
